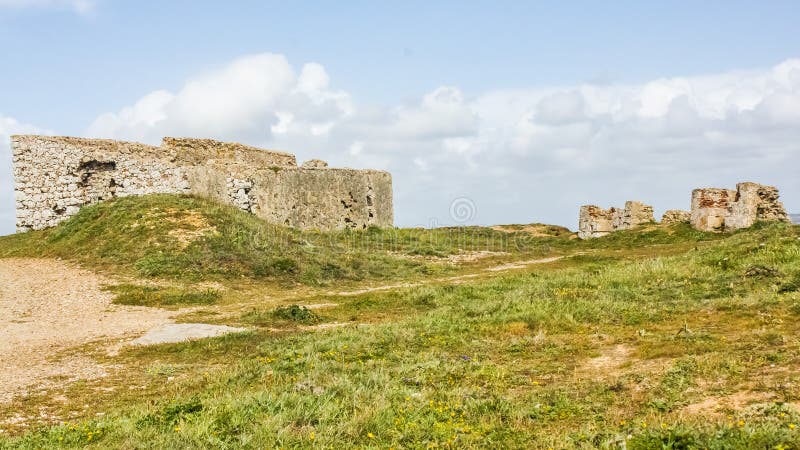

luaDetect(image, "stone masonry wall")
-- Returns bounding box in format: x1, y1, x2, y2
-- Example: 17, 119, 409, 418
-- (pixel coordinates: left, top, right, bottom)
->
11, 135, 393, 232
578, 205, 616, 239
661, 210, 691, 224
577, 181, 789, 238
691, 182, 789, 232
578, 201, 654, 239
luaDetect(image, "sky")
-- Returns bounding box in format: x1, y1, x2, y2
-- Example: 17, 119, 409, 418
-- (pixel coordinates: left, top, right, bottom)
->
1, 1, 799, 235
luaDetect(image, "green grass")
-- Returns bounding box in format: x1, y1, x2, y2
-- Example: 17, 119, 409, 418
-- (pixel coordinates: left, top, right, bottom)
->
0, 195, 438, 284
2, 195, 800, 448
0, 195, 724, 285
107, 284, 221, 307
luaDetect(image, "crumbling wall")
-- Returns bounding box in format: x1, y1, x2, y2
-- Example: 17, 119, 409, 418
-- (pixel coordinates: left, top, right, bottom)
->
12, 136, 192, 231
690, 188, 736, 232
661, 210, 691, 224
615, 201, 654, 230
578, 205, 615, 239
191, 162, 392, 230
691, 182, 788, 232
578, 201, 653, 239
11, 135, 393, 232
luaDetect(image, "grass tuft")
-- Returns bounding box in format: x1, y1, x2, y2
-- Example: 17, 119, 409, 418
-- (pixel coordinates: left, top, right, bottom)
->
107, 284, 220, 307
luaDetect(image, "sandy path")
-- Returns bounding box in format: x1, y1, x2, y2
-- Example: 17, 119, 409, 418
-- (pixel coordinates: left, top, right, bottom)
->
0, 258, 176, 404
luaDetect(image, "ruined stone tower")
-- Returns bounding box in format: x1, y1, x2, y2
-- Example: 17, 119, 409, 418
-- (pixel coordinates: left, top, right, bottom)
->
691, 182, 789, 232
11, 135, 393, 232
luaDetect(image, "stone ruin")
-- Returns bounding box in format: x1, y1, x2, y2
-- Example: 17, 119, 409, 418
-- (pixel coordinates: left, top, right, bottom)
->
661, 209, 691, 224
578, 181, 790, 238
11, 135, 393, 232
691, 182, 789, 232
577, 201, 654, 239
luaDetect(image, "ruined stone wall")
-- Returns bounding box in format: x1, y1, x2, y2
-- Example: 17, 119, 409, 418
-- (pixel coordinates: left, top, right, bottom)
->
690, 188, 737, 232
578, 201, 654, 239
577, 205, 616, 239
615, 201, 654, 230
661, 209, 691, 224
691, 182, 789, 232
11, 135, 393, 232
578, 181, 789, 238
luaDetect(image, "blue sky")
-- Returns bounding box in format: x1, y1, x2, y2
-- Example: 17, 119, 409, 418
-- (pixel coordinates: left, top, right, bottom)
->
1, 1, 800, 234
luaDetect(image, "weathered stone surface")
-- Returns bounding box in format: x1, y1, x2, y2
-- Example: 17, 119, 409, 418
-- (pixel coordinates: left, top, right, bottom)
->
578, 205, 615, 239
691, 182, 788, 232
690, 188, 736, 232
616, 201, 655, 230
661, 209, 691, 224
578, 200, 653, 239
11, 135, 393, 232
301, 159, 328, 169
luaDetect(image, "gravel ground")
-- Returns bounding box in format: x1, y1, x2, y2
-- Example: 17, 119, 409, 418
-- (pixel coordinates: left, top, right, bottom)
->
0, 258, 176, 404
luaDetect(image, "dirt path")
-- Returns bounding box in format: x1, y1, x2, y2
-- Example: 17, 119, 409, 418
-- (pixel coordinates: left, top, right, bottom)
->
0, 258, 177, 404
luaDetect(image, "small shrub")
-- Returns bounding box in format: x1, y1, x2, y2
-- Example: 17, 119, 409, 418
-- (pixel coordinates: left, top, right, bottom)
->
271, 305, 322, 324
138, 397, 204, 426
778, 275, 800, 293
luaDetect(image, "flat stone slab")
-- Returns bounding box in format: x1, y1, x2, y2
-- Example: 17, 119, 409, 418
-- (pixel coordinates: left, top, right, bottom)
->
130, 323, 247, 346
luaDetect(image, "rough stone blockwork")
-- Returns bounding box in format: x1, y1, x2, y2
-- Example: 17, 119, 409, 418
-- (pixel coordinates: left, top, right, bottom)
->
691, 182, 789, 232
661, 210, 691, 224
11, 135, 393, 232
578, 201, 654, 239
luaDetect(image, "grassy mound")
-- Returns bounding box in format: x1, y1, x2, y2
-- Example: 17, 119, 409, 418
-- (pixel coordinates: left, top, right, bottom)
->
0, 194, 596, 284
0, 194, 743, 285
0, 195, 436, 284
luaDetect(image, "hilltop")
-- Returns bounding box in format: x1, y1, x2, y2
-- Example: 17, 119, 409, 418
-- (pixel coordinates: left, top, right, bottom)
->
1, 195, 799, 449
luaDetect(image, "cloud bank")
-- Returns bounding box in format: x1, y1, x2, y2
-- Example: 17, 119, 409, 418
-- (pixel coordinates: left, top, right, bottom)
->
4, 54, 799, 234
86, 53, 800, 229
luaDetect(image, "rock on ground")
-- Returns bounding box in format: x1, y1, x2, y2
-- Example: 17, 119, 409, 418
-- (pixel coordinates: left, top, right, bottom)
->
130, 323, 247, 346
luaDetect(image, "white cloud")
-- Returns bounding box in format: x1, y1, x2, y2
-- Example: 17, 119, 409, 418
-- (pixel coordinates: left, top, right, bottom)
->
88, 54, 353, 145
16, 54, 796, 230
0, 0, 95, 14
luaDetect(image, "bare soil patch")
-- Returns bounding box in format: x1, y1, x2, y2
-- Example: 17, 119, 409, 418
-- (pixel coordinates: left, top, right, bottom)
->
0, 258, 178, 403
681, 391, 776, 417
577, 344, 634, 378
